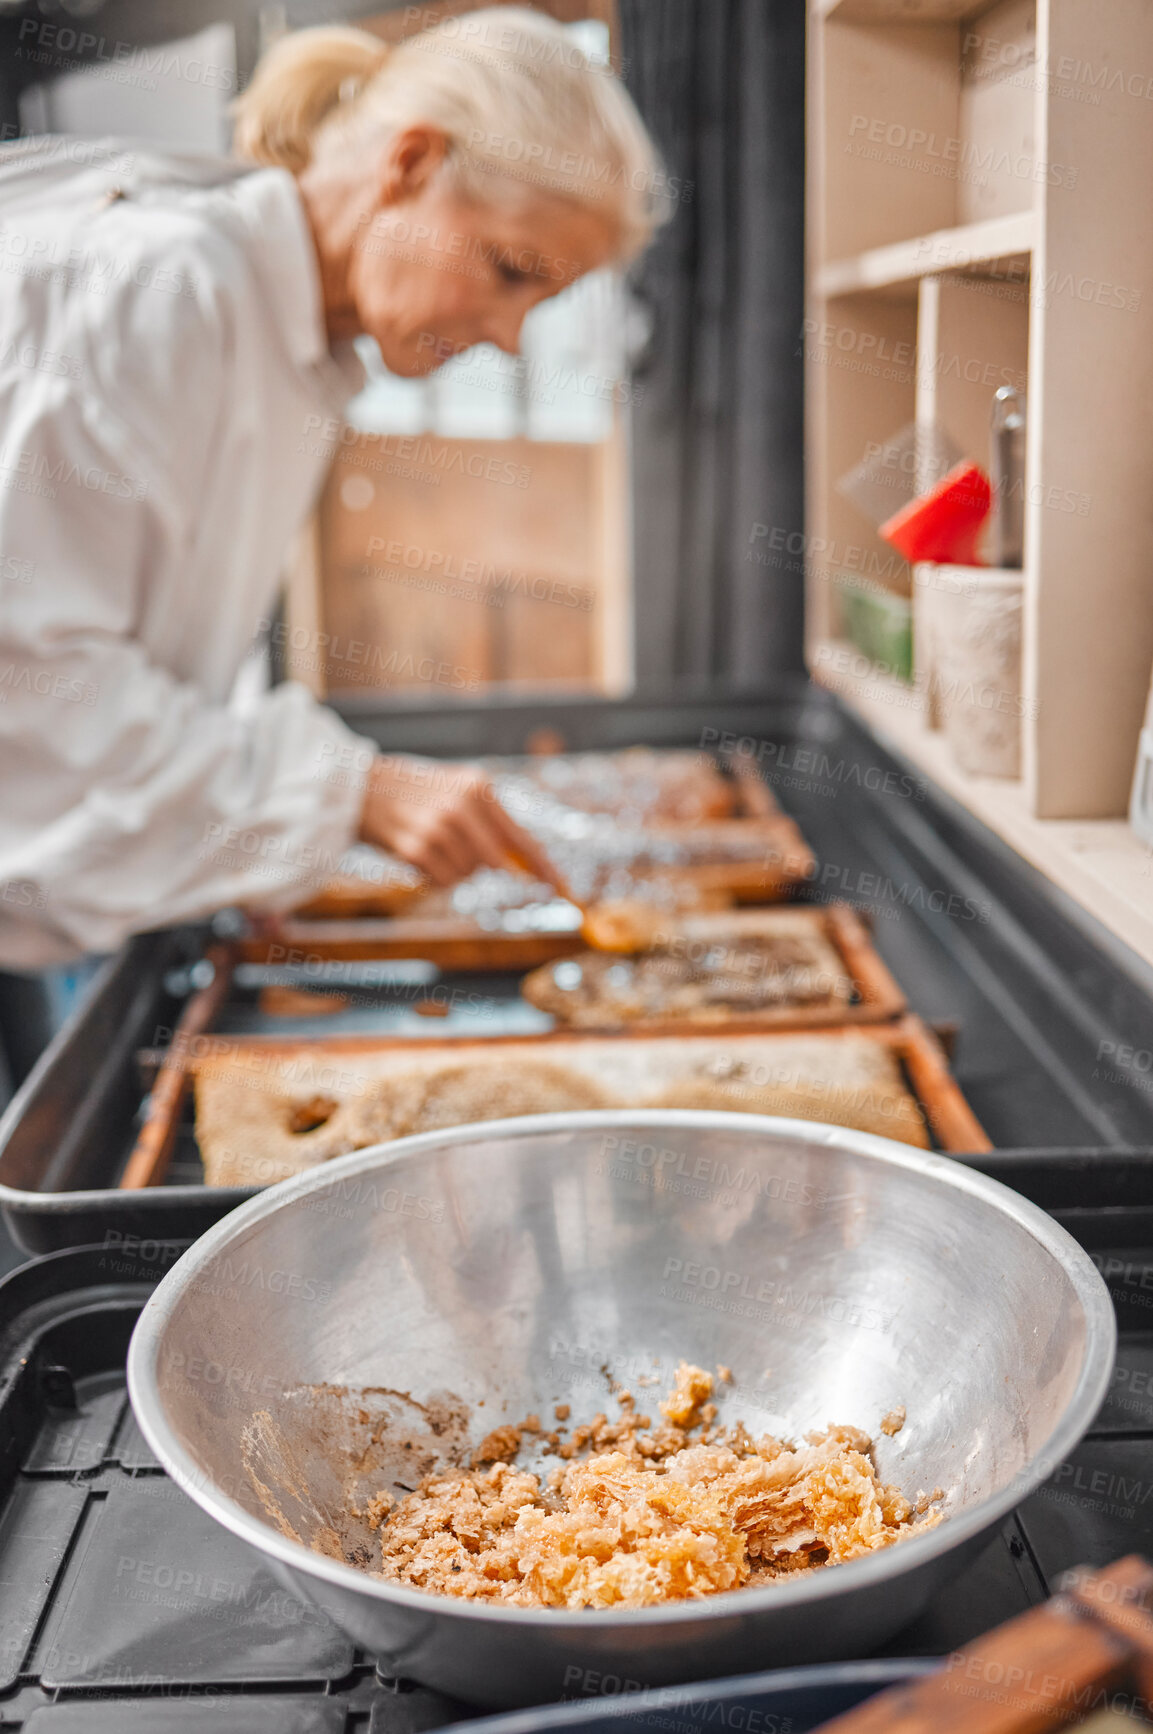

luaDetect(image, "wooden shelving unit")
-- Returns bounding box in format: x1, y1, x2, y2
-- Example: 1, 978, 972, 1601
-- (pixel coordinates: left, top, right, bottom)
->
815, 210, 1035, 297
820, 642, 1153, 967
805, 0, 1153, 861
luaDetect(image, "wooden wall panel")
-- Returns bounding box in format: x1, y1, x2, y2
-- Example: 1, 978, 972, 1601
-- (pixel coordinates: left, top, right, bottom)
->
317, 434, 601, 696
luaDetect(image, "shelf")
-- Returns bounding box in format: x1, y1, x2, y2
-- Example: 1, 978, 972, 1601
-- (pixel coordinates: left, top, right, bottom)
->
815, 212, 1034, 298
817, 0, 991, 19
813, 646, 1153, 970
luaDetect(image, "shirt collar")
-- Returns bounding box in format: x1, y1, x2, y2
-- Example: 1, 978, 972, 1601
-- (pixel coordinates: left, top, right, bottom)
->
228, 167, 365, 399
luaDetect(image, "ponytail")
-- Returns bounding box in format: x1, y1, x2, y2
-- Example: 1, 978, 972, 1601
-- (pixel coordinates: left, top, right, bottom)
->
234, 10, 665, 259
232, 26, 388, 174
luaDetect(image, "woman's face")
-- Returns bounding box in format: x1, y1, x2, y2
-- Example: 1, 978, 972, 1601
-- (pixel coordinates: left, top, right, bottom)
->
324, 128, 620, 376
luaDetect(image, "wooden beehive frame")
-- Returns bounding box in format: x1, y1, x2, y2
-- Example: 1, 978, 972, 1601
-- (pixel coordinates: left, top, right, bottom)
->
122, 1008, 989, 1190
520, 902, 907, 1034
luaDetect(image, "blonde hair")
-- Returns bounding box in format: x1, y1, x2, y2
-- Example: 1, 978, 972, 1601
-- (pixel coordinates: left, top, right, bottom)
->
233, 9, 665, 259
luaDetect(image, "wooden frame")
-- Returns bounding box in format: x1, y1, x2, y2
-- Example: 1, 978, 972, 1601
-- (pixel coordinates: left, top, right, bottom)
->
122, 1011, 989, 1189
129, 904, 906, 1049
291, 751, 785, 924
521, 903, 908, 1033
815, 1555, 1153, 1733
239, 915, 588, 973
117, 944, 235, 1190
246, 810, 816, 969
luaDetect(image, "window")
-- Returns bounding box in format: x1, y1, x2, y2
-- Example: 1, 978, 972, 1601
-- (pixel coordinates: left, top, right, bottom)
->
293, 9, 635, 705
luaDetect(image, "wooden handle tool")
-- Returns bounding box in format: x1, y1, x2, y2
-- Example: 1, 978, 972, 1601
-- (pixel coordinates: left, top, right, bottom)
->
504, 845, 666, 954
119, 943, 234, 1189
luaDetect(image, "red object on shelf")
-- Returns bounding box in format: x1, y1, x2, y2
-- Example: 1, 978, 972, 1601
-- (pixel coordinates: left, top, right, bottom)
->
878, 460, 992, 565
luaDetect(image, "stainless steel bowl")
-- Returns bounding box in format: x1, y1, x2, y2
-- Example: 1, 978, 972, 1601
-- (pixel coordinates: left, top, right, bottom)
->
127, 1111, 1114, 1708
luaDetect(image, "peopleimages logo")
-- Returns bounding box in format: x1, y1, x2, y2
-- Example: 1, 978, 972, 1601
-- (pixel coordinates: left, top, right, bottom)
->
0, 665, 98, 706
846, 114, 1078, 188
362, 538, 594, 610
660, 1258, 898, 1333
16, 19, 236, 91
298, 416, 532, 488
601, 1134, 828, 1207
199, 1258, 332, 1303
0, 442, 148, 500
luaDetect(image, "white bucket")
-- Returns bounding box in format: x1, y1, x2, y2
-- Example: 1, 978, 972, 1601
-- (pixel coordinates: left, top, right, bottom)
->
930, 567, 1024, 779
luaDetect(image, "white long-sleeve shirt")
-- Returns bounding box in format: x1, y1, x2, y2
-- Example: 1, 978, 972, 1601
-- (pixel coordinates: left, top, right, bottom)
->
0, 137, 377, 967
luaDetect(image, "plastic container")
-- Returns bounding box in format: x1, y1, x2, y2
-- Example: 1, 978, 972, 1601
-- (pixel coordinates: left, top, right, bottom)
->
836, 576, 913, 682
836, 421, 962, 528
879, 461, 992, 566
930, 568, 1025, 778
912, 562, 981, 731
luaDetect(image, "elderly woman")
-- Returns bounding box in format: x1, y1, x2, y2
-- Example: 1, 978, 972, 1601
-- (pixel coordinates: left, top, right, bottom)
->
0, 9, 659, 969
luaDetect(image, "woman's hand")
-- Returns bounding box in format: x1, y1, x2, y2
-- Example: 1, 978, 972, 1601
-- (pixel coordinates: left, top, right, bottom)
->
358, 753, 558, 888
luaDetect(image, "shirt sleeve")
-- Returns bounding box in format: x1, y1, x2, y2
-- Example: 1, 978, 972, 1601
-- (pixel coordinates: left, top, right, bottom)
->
0, 380, 375, 968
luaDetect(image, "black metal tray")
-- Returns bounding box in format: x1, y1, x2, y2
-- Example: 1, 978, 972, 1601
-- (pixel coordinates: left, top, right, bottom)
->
2, 691, 1152, 1253
0, 1149, 1149, 1728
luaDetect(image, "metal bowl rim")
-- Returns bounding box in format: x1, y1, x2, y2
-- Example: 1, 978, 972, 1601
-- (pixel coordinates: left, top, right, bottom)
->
126, 1108, 1116, 1629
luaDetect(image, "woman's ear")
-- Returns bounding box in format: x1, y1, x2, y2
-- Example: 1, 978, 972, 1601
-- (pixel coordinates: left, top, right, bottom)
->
376, 125, 449, 205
